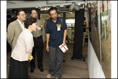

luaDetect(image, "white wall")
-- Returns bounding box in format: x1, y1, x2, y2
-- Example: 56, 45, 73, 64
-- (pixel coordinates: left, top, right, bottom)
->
87, 1, 105, 78
88, 38, 105, 78
111, 1, 117, 78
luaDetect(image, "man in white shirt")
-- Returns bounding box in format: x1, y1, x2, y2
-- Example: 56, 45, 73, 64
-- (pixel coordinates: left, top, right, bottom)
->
7, 9, 26, 50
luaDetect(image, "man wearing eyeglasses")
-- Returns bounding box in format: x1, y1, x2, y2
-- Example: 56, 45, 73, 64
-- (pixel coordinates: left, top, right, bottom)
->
7, 9, 26, 50
46, 7, 67, 79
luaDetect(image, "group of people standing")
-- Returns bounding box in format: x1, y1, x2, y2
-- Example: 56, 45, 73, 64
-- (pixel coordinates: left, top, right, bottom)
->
7, 7, 67, 79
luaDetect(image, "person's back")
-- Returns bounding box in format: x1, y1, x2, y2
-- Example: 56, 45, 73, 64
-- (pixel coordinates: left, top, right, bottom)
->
11, 29, 34, 61
9, 17, 38, 78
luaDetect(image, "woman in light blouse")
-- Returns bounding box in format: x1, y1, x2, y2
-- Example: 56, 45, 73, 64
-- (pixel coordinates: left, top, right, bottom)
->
8, 17, 38, 78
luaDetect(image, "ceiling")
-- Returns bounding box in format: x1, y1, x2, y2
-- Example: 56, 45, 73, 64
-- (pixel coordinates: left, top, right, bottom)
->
7, 0, 86, 9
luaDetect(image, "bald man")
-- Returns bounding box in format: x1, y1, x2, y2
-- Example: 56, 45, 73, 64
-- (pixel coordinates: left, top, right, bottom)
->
30, 9, 45, 72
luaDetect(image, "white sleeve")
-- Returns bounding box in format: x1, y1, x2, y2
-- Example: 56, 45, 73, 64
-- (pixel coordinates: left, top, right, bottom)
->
23, 32, 34, 56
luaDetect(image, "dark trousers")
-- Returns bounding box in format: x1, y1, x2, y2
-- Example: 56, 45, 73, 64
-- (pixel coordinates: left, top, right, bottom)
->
30, 36, 43, 69
9, 58, 28, 78
49, 47, 64, 78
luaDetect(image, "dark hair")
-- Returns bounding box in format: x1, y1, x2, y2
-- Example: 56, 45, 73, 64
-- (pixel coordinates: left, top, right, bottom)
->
16, 9, 25, 16
48, 7, 58, 15
24, 17, 37, 29
31, 9, 38, 14
57, 11, 61, 14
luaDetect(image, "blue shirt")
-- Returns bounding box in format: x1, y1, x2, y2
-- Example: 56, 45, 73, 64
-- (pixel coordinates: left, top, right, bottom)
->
46, 17, 67, 47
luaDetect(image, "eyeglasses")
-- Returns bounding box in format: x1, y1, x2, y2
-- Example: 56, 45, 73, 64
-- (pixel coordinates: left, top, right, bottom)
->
19, 14, 26, 16
50, 12, 57, 16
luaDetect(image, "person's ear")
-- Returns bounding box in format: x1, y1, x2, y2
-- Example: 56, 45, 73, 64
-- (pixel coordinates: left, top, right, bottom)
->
17, 15, 19, 19
29, 25, 32, 30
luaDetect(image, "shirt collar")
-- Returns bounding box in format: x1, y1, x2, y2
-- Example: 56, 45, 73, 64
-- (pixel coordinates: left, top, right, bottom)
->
17, 19, 24, 25
50, 17, 59, 23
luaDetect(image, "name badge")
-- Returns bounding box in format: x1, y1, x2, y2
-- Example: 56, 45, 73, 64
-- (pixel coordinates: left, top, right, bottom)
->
56, 24, 61, 31
57, 27, 61, 31
38, 26, 41, 30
